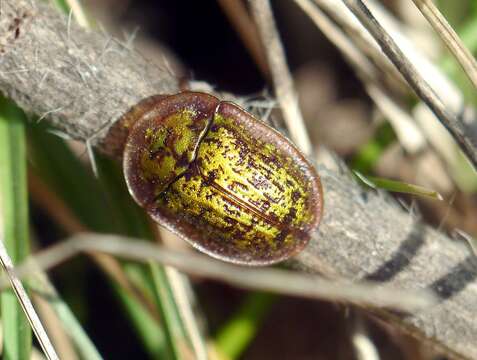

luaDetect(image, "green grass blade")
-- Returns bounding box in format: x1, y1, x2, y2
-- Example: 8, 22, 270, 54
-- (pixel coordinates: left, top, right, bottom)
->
215, 292, 275, 359
354, 171, 444, 200
0, 97, 32, 359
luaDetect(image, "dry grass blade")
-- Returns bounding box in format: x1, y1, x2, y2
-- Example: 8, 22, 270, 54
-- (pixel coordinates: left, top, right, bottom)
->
2, 234, 436, 313
0, 237, 59, 360
216, 0, 269, 78
350, 315, 380, 360
342, 0, 477, 170
250, 0, 313, 155
294, 0, 425, 155
410, 0, 477, 91
163, 267, 207, 360
312, 0, 464, 114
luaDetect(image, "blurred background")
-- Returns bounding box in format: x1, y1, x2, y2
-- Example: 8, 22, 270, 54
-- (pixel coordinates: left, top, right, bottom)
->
12, 0, 477, 359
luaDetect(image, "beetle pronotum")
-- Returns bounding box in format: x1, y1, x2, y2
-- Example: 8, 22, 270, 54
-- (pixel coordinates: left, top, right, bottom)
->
122, 92, 323, 265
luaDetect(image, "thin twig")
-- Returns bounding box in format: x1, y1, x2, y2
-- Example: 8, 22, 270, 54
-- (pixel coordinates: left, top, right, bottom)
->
313, 0, 466, 116
341, 0, 477, 171
350, 315, 380, 360
250, 0, 313, 156
216, 0, 270, 78
303, 0, 467, 187
1, 234, 436, 312
152, 227, 207, 360
410, 0, 477, 90
294, 0, 426, 154
0, 237, 59, 360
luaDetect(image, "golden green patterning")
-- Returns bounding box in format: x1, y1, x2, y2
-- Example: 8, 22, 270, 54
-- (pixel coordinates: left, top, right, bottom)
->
153, 104, 316, 264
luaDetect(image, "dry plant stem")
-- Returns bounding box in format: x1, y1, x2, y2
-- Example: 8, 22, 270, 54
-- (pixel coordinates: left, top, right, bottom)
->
314, 0, 465, 116
296, 0, 433, 185
342, 0, 477, 171
0, 0, 178, 154
4, 234, 435, 312
1, 0, 477, 358
410, 0, 477, 91
300, 0, 462, 189
216, 0, 270, 78
249, 0, 313, 156
152, 226, 207, 360
350, 315, 380, 360
314, 0, 407, 93
294, 0, 426, 155
0, 237, 59, 360
163, 266, 207, 360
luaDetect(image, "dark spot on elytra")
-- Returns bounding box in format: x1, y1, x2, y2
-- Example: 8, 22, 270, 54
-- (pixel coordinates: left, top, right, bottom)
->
292, 190, 301, 202
8, 18, 19, 31
274, 230, 290, 245
253, 236, 273, 255
203, 136, 222, 147
223, 202, 240, 217
271, 179, 285, 193
256, 163, 273, 178
263, 193, 279, 204
150, 151, 168, 167
187, 117, 207, 132
283, 208, 297, 224
247, 158, 256, 171
248, 174, 270, 190
202, 170, 218, 187
238, 144, 250, 163
182, 166, 197, 181
176, 152, 191, 168
223, 216, 237, 226
5, 14, 28, 44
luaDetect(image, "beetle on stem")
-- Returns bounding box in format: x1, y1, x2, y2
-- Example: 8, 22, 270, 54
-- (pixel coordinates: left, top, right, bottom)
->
122, 92, 323, 265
